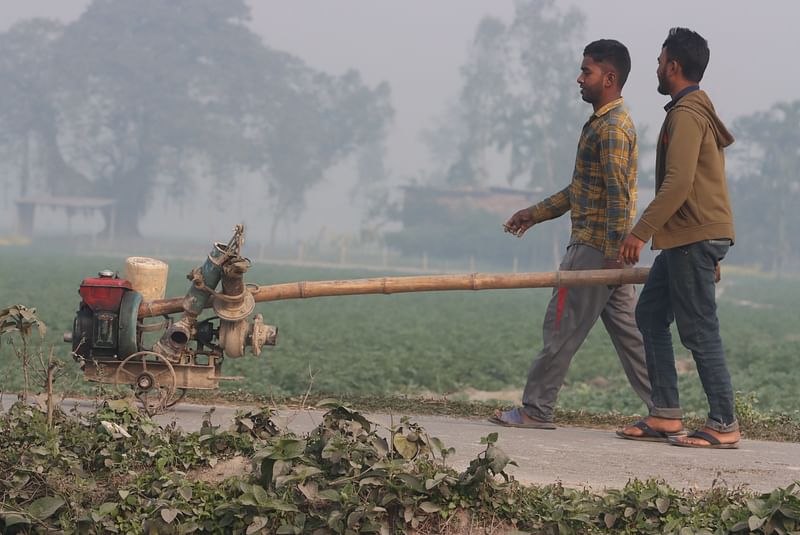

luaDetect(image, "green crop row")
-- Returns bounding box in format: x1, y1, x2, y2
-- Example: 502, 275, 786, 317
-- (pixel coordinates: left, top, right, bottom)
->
1, 248, 798, 419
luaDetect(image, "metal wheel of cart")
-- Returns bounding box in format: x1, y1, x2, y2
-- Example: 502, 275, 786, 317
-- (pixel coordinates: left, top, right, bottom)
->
114, 351, 177, 416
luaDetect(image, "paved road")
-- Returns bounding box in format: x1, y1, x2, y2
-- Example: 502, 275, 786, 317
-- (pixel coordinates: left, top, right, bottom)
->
5, 395, 798, 493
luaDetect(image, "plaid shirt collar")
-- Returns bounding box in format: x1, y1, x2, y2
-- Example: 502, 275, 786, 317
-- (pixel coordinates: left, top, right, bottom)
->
592, 97, 625, 120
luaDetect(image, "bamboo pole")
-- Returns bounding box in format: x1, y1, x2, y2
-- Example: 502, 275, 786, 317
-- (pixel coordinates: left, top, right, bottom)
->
138, 268, 650, 318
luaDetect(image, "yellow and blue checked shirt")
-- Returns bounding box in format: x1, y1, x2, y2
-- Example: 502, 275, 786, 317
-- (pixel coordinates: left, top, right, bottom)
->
528, 98, 638, 259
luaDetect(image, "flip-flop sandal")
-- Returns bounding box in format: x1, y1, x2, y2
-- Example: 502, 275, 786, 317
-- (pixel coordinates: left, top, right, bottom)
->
616, 420, 687, 442
669, 430, 740, 449
487, 407, 556, 429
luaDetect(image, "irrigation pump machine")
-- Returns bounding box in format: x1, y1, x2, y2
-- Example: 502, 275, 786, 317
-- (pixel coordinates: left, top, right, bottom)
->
65, 226, 277, 414
65, 225, 649, 415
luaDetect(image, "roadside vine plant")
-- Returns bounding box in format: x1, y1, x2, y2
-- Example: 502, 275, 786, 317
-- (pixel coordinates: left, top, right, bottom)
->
0, 398, 798, 534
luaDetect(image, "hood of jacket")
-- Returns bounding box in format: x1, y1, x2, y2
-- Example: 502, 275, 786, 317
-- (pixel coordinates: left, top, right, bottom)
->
672, 90, 735, 148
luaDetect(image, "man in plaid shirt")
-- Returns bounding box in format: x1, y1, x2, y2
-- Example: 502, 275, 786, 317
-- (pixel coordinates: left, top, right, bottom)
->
490, 39, 653, 429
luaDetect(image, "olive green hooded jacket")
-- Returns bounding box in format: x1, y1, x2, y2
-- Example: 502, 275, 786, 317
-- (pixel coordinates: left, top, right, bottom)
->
631, 90, 735, 249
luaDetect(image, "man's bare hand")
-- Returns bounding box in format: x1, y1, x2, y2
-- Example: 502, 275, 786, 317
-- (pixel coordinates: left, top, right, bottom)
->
503, 209, 535, 237
618, 234, 646, 265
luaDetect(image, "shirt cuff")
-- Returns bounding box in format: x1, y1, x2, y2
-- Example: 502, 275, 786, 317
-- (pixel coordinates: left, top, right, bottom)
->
631, 219, 657, 242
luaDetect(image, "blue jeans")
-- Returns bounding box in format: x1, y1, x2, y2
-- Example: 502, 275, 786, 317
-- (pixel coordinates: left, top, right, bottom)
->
635, 239, 738, 432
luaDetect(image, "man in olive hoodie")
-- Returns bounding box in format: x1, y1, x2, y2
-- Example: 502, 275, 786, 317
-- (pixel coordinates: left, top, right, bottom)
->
617, 28, 739, 448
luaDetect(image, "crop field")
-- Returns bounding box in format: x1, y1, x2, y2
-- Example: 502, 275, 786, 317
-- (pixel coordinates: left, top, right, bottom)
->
1, 246, 799, 418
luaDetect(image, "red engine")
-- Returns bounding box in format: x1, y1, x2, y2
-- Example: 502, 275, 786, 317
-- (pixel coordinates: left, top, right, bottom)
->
79, 272, 131, 310
68, 270, 140, 361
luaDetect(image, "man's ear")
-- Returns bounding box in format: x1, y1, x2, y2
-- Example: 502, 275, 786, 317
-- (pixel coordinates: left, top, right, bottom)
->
668, 58, 681, 78
605, 70, 617, 88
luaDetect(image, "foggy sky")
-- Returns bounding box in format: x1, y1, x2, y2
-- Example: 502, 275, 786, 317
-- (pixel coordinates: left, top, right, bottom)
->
1, 0, 796, 241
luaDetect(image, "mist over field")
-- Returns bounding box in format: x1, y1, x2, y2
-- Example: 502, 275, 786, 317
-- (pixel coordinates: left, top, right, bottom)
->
1, 0, 798, 273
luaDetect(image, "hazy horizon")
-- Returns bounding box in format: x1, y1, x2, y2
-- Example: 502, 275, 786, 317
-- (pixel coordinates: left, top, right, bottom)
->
1, 0, 796, 246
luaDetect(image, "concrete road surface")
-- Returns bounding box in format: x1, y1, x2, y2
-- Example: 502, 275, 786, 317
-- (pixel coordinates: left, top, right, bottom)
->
4, 395, 799, 493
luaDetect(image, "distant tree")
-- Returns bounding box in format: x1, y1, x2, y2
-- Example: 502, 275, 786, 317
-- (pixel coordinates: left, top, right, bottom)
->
732, 101, 800, 274
353, 137, 395, 238
0, 19, 91, 198
258, 69, 392, 243
396, 0, 587, 266
440, 0, 586, 190
0, 0, 392, 238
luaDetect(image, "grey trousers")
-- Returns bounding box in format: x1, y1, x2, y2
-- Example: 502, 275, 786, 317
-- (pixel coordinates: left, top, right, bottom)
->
521, 244, 653, 422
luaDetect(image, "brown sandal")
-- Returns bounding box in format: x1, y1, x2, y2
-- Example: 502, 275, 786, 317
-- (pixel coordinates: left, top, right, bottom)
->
616, 420, 687, 443
669, 430, 739, 449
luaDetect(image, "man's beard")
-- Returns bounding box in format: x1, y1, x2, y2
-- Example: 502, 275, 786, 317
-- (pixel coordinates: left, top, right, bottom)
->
657, 71, 670, 96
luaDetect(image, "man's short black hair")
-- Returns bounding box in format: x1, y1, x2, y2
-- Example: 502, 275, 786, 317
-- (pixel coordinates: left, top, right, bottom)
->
662, 27, 709, 83
583, 39, 631, 88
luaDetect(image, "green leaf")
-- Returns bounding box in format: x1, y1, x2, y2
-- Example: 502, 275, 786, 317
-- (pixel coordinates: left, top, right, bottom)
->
106, 399, 133, 411
318, 489, 342, 502
370, 436, 390, 456
393, 433, 418, 459
26, 496, 65, 521
418, 501, 441, 513
1, 513, 30, 527
293, 465, 323, 480
486, 444, 511, 473
252, 484, 270, 506
161, 508, 179, 524
97, 502, 118, 517
748, 515, 766, 531
246, 516, 268, 534
729, 521, 749, 532
655, 496, 670, 514
396, 473, 425, 492
779, 503, 800, 520
747, 498, 768, 516
480, 432, 498, 445
239, 493, 258, 507
316, 398, 344, 408
347, 510, 362, 528
298, 481, 319, 501
262, 500, 299, 512
624, 506, 635, 518
271, 438, 306, 460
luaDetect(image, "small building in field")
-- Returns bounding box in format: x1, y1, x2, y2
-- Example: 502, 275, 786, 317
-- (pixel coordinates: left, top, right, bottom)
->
398, 185, 544, 226
14, 196, 116, 238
